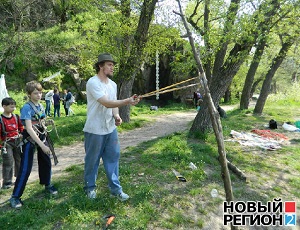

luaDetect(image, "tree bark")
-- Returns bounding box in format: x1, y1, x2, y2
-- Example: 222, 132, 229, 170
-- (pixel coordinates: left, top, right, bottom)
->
254, 35, 294, 114
225, 159, 247, 181
191, 43, 251, 132
188, 0, 213, 83
240, 39, 267, 110
118, 0, 158, 122
291, 71, 297, 82
250, 77, 263, 99
224, 88, 231, 103
212, 0, 241, 77
119, 77, 135, 122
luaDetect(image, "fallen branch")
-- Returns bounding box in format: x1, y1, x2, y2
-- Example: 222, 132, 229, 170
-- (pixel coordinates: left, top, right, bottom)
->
226, 160, 247, 181
217, 156, 247, 181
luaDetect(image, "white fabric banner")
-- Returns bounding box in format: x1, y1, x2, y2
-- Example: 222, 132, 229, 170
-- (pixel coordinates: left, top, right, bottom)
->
0, 74, 10, 112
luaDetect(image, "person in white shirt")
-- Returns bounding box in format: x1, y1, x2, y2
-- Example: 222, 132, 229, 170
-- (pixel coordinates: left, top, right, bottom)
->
44, 90, 54, 116
83, 53, 140, 201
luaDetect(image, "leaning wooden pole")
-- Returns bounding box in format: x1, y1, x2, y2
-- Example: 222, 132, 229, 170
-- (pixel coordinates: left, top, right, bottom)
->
175, 2, 236, 229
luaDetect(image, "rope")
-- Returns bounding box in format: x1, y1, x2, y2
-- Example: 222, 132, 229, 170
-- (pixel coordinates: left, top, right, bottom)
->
141, 76, 200, 98
142, 83, 200, 98
43, 119, 59, 138
32, 119, 59, 138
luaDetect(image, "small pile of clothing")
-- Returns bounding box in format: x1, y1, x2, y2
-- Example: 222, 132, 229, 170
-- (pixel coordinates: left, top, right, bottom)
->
282, 122, 300, 132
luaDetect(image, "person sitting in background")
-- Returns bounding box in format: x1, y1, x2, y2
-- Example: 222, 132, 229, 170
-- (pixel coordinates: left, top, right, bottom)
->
217, 105, 227, 118
196, 99, 203, 112
193, 90, 202, 109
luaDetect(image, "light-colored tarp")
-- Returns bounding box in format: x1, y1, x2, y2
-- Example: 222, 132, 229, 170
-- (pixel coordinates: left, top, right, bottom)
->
226, 130, 289, 151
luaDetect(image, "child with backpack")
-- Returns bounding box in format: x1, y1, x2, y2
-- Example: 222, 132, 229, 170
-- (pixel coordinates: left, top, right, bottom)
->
0, 97, 24, 189
10, 81, 58, 208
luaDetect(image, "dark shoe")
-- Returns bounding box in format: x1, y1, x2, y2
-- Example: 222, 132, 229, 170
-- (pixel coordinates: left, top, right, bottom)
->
10, 197, 23, 208
45, 185, 58, 195
2, 182, 13, 189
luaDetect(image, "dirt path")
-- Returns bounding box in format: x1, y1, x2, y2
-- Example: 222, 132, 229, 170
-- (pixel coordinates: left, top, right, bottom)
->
50, 110, 198, 182
1, 110, 199, 185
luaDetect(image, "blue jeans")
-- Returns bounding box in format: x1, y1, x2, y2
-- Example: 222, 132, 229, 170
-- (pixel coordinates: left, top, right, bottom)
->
83, 129, 122, 195
12, 139, 52, 198
45, 100, 51, 116
54, 104, 60, 117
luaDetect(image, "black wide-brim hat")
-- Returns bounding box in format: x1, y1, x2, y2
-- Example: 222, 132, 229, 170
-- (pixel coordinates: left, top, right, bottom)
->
98, 53, 117, 64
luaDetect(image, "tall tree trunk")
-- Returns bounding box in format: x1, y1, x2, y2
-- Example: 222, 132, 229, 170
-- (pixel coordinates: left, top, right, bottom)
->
190, 0, 280, 132
254, 35, 294, 114
188, 0, 213, 83
191, 43, 252, 132
224, 87, 231, 103
212, 0, 241, 77
118, 0, 158, 122
291, 71, 297, 82
250, 77, 263, 98
118, 77, 135, 122
240, 39, 267, 110
203, 0, 213, 84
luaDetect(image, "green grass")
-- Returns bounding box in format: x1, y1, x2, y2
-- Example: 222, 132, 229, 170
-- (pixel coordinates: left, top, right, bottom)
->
1, 93, 300, 229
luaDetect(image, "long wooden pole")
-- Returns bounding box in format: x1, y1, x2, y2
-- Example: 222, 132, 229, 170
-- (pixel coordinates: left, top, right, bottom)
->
175, 1, 236, 229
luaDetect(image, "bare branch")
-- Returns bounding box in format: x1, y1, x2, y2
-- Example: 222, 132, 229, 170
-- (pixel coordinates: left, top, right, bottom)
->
189, 0, 203, 20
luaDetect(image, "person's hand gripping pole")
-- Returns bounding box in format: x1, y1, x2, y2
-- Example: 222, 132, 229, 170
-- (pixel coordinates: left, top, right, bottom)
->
130, 94, 142, 106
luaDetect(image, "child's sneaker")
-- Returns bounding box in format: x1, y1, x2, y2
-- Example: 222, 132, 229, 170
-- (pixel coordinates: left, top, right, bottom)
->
45, 185, 58, 195
10, 197, 23, 208
86, 190, 96, 199
111, 192, 129, 201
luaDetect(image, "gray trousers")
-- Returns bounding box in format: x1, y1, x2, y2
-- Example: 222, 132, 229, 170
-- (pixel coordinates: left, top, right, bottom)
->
2, 142, 21, 185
